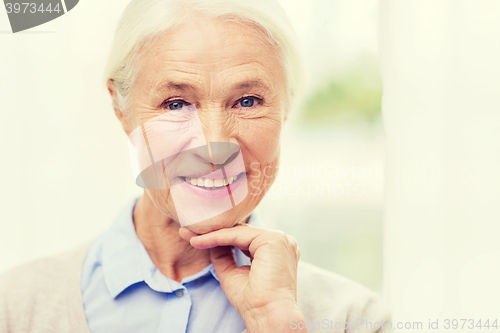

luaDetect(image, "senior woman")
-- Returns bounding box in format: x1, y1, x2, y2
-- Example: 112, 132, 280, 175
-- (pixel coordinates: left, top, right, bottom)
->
0, 0, 390, 332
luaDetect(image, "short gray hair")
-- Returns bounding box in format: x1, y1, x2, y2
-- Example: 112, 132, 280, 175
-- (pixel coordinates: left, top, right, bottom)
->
104, 0, 305, 113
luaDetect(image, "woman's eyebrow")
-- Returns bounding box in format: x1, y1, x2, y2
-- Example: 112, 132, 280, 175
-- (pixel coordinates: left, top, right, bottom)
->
154, 79, 271, 95
232, 79, 270, 92
155, 81, 196, 94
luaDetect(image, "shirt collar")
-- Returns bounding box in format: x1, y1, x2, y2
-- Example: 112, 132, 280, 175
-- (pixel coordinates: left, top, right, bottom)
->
101, 197, 263, 298
101, 197, 144, 298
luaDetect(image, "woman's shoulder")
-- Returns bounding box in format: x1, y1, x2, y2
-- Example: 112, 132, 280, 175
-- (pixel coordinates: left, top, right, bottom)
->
0, 242, 90, 289
296, 261, 391, 331
0, 243, 91, 332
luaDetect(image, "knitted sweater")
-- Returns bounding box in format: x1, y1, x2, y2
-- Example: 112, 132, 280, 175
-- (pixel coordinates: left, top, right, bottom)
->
0, 242, 391, 333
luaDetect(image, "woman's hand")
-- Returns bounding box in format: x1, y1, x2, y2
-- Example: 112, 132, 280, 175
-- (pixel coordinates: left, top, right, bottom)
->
179, 225, 308, 333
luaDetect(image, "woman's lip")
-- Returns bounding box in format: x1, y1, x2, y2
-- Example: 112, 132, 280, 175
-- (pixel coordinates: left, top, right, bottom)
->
180, 172, 245, 199
180, 170, 241, 179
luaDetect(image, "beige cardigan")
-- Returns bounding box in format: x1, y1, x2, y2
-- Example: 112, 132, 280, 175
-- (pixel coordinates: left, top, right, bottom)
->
0, 242, 391, 333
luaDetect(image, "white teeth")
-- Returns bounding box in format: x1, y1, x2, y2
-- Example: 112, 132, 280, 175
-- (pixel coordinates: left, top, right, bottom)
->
204, 178, 214, 188
184, 174, 242, 188
197, 178, 204, 187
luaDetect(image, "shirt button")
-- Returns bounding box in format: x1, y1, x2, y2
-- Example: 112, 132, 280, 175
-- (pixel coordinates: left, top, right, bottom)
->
175, 290, 184, 298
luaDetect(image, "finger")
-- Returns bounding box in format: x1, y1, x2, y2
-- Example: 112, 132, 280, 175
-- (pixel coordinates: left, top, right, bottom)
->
209, 246, 238, 282
190, 225, 289, 260
189, 225, 266, 252
178, 226, 199, 241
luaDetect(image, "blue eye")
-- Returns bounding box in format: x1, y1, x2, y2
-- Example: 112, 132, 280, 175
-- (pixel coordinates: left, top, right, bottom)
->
235, 97, 261, 108
168, 101, 185, 110
240, 98, 254, 107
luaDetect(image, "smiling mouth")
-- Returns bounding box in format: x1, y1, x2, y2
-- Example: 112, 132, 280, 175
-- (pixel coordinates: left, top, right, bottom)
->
179, 172, 245, 190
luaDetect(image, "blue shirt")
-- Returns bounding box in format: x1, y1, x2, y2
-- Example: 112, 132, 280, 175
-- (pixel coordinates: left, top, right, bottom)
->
81, 198, 259, 333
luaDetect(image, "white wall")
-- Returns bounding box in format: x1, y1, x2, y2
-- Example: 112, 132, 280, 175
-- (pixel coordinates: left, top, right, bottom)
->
0, 0, 139, 273
380, 0, 500, 330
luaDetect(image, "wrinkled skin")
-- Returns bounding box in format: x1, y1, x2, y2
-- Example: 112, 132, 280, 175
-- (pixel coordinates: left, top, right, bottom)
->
117, 15, 285, 234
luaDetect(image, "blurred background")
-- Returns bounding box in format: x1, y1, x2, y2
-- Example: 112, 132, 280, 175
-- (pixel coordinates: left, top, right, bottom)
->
261, 0, 384, 293
0, 0, 384, 292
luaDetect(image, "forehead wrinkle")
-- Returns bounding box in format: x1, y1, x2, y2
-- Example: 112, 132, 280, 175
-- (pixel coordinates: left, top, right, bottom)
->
142, 45, 283, 101
140, 28, 282, 98
151, 69, 204, 96
215, 66, 278, 97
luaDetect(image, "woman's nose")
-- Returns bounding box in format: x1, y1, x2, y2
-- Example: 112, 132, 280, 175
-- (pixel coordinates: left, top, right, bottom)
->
208, 142, 240, 167
198, 108, 240, 166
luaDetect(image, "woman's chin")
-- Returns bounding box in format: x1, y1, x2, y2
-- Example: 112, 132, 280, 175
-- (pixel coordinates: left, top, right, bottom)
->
184, 211, 247, 235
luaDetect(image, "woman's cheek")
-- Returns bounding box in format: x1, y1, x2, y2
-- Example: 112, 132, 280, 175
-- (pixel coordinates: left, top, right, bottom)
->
243, 154, 280, 200
237, 117, 281, 197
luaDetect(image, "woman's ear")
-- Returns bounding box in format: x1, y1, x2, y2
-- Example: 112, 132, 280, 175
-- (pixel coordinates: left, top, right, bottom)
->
107, 79, 132, 136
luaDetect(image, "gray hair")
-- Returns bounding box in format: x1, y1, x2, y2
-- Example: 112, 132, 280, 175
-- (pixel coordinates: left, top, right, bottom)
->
104, 0, 305, 113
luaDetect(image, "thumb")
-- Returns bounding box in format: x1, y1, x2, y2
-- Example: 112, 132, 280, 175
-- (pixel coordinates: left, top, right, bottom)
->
178, 226, 198, 242
210, 246, 237, 283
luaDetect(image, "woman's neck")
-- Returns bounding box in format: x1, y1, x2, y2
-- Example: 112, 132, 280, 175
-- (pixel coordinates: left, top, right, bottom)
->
132, 193, 211, 282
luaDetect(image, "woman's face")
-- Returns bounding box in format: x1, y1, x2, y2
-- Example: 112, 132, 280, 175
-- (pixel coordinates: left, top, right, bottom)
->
122, 15, 287, 234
